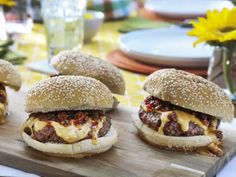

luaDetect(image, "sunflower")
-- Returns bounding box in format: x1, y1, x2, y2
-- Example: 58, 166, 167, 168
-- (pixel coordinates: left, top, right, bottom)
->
188, 8, 236, 47
0, 0, 16, 6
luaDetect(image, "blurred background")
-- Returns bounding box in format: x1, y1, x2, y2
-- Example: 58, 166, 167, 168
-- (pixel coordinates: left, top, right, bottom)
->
0, 0, 236, 107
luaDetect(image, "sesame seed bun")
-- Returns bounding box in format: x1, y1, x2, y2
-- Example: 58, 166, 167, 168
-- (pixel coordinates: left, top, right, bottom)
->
0, 59, 21, 91
133, 117, 212, 152
51, 50, 125, 95
143, 69, 234, 122
25, 76, 114, 113
21, 126, 118, 158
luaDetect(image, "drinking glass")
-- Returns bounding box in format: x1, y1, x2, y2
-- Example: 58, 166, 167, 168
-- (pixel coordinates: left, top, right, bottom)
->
40, 0, 87, 61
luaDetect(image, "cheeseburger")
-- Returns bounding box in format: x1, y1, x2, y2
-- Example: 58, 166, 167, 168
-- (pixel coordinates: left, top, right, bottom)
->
0, 59, 21, 124
50, 50, 125, 95
21, 76, 117, 158
133, 69, 234, 156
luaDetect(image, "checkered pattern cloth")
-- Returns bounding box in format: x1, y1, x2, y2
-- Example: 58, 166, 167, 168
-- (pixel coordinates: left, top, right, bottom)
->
87, 0, 133, 20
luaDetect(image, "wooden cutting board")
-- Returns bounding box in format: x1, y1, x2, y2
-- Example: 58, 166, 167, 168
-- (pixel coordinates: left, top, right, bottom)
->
1, 90, 236, 177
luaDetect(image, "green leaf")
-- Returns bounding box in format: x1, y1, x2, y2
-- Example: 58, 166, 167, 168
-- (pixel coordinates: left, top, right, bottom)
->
1, 50, 26, 65
0, 39, 14, 48
0, 47, 8, 57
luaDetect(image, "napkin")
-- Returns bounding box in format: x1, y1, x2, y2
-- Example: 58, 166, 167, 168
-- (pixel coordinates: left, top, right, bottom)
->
118, 17, 171, 33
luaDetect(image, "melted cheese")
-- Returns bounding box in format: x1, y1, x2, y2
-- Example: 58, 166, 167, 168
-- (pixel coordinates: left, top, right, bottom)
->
91, 117, 105, 145
23, 116, 105, 144
51, 121, 91, 143
157, 110, 208, 135
175, 111, 207, 132
22, 118, 46, 132
34, 120, 48, 131
157, 112, 170, 134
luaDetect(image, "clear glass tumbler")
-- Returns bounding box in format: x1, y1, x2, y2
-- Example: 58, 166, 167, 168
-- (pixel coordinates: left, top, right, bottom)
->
40, 0, 87, 61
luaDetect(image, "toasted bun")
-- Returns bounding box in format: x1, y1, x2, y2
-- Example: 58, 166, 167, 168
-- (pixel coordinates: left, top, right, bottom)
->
51, 50, 125, 95
25, 76, 114, 113
21, 126, 117, 158
0, 59, 21, 90
133, 117, 212, 152
144, 69, 234, 122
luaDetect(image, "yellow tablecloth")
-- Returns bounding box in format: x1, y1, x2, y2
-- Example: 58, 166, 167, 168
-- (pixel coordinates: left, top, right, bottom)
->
17, 22, 147, 107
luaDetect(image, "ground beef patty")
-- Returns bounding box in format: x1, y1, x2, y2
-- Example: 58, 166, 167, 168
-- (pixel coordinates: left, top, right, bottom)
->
139, 109, 161, 131
24, 110, 111, 144
139, 107, 223, 141
139, 109, 204, 136
32, 125, 66, 143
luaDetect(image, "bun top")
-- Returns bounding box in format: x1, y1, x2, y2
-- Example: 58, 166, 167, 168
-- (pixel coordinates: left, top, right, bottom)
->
51, 50, 125, 95
143, 69, 234, 122
0, 59, 21, 90
25, 76, 114, 113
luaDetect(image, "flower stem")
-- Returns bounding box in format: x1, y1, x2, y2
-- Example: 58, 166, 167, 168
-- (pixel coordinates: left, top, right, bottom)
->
223, 47, 235, 94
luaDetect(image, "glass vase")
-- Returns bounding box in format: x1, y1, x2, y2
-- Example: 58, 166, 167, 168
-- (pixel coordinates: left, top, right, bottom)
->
222, 46, 236, 100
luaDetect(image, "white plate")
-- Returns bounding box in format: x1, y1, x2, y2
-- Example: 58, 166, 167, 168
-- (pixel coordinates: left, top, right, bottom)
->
27, 60, 57, 75
119, 28, 213, 68
145, 0, 234, 19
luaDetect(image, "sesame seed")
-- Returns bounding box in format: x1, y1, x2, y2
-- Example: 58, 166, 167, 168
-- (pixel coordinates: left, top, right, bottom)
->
51, 50, 125, 95
144, 69, 234, 121
25, 76, 114, 113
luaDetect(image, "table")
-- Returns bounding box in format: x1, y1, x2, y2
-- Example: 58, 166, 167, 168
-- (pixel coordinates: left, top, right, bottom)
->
1, 21, 236, 177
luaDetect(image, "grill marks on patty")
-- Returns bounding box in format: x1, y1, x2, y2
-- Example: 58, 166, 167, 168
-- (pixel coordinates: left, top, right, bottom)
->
24, 110, 111, 144
139, 96, 222, 141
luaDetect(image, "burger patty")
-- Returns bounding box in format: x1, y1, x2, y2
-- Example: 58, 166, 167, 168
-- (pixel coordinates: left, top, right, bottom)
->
24, 110, 111, 144
139, 109, 204, 136
139, 96, 223, 141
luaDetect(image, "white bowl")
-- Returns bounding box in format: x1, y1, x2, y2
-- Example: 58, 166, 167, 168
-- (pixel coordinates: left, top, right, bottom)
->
84, 11, 104, 42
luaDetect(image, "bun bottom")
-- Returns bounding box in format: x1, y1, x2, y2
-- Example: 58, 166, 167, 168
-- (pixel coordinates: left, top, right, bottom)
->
22, 126, 118, 158
133, 117, 212, 152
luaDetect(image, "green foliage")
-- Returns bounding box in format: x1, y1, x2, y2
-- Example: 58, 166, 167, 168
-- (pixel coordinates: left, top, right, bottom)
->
0, 39, 26, 65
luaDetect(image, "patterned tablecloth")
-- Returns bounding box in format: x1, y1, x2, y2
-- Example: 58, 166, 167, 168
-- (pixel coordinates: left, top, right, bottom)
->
17, 21, 147, 107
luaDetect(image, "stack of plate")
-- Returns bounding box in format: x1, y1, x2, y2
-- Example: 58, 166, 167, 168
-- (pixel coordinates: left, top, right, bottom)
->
119, 28, 213, 68
145, 0, 234, 19
109, 27, 213, 75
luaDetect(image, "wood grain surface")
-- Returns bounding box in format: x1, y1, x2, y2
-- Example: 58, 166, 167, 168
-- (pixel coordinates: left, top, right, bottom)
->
0, 90, 236, 177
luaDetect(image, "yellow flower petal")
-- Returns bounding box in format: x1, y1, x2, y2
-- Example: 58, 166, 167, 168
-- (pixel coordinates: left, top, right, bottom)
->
188, 7, 236, 46
0, 0, 16, 6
